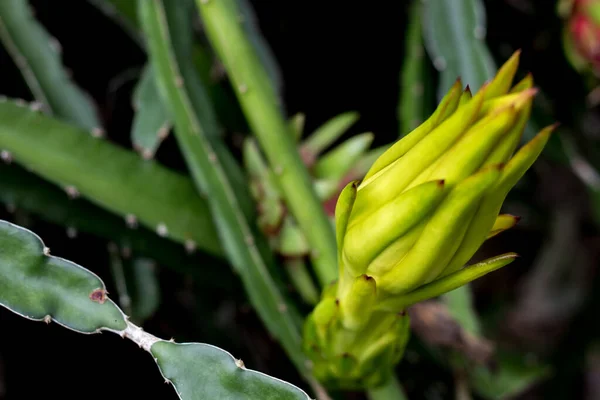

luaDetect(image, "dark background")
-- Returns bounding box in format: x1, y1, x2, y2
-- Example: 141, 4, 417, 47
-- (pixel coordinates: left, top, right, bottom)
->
0, 1, 599, 399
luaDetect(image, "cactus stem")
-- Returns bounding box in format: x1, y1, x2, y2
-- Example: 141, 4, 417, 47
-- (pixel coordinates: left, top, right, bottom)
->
278, 303, 288, 312
238, 83, 248, 93
174, 76, 184, 88
122, 320, 160, 352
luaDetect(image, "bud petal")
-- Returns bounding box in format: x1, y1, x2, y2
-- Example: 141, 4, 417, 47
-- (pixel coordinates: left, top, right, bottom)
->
458, 86, 473, 107
312, 297, 339, 342
377, 253, 518, 312
354, 85, 488, 218
340, 274, 377, 331
343, 180, 446, 274
486, 214, 521, 239
441, 124, 556, 277
406, 105, 518, 190
363, 79, 464, 181
482, 49, 521, 99
376, 164, 503, 295
335, 181, 359, 265
510, 73, 534, 93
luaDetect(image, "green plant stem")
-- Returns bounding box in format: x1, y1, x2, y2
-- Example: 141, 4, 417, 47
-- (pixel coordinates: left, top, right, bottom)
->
196, 0, 338, 287
284, 257, 319, 305
138, 1, 321, 391
367, 377, 408, 400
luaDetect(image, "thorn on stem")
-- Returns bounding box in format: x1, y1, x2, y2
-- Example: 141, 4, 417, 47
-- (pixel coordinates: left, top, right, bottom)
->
91, 127, 105, 138
64, 185, 80, 199
125, 214, 138, 229
1, 150, 12, 164
156, 223, 168, 237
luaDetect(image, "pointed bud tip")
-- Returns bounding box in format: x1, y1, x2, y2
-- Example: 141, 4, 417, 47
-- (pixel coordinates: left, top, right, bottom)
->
524, 87, 539, 97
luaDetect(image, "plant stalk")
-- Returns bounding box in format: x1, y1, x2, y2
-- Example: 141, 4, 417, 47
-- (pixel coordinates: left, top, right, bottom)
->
196, 0, 338, 287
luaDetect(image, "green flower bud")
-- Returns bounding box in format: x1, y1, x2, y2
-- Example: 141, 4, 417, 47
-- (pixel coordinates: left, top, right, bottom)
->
337, 50, 553, 300
303, 51, 557, 390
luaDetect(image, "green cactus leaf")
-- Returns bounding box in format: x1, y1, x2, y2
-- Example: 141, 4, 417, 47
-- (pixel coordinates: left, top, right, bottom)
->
0, 163, 225, 276
0, 219, 313, 398
0, 219, 127, 333
0, 99, 223, 257
422, 0, 496, 99
131, 63, 172, 159
0, 0, 102, 130
152, 341, 310, 400
398, 0, 435, 137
